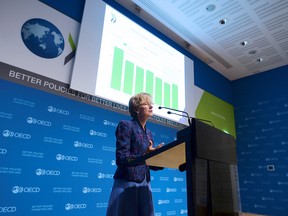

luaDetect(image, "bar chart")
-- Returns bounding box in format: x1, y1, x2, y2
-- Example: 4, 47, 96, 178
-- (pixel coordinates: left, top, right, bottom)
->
70, 2, 195, 124
87, 3, 188, 121
110, 46, 179, 109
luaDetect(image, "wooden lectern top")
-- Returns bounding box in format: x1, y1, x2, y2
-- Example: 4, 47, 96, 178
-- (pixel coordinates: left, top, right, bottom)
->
141, 138, 186, 170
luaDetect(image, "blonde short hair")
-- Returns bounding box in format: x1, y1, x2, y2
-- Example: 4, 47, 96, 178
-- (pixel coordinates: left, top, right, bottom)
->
129, 92, 152, 118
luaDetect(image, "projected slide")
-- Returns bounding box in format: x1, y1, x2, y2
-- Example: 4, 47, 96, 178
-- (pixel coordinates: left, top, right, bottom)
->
95, 5, 184, 109
70, 0, 194, 124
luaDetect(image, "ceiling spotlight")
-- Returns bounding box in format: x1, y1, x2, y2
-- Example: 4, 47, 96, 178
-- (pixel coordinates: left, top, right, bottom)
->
256, 58, 264, 62
219, 18, 228, 25
240, 41, 248, 46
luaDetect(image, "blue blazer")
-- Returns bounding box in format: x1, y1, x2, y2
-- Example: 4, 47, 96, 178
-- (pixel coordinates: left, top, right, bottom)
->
113, 118, 154, 183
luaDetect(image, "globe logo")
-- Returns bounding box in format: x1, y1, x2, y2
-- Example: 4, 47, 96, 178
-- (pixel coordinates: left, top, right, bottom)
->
35, 169, 44, 176
82, 187, 88, 193
27, 117, 34, 124
74, 141, 81, 147
21, 18, 65, 58
47, 106, 54, 112
2, 130, 10, 137
12, 186, 21, 194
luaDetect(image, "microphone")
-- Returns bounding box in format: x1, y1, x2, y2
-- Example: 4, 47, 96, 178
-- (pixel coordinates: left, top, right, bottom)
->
159, 106, 215, 127
158, 106, 192, 126
167, 111, 186, 117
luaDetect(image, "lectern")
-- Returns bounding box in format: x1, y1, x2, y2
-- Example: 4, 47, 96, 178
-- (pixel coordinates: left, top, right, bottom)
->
142, 118, 239, 216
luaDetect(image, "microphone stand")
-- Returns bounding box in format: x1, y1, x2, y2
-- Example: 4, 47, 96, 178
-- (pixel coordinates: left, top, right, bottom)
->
159, 106, 191, 126
160, 107, 215, 127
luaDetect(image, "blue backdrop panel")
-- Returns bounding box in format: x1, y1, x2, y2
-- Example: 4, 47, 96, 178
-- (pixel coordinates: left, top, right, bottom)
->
0, 79, 187, 215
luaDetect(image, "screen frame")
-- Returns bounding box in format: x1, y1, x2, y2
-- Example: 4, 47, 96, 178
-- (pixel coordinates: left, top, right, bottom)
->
70, 0, 195, 125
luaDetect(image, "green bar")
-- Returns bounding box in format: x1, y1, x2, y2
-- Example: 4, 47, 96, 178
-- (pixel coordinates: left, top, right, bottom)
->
155, 77, 162, 105
172, 84, 178, 109
163, 83, 171, 107
145, 70, 154, 97
123, 60, 134, 95
135, 66, 144, 94
110, 47, 124, 90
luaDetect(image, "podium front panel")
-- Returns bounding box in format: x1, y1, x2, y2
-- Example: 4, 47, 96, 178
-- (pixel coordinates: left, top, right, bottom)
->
195, 120, 237, 164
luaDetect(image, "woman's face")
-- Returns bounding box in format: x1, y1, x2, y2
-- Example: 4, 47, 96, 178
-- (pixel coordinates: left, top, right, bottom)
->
137, 101, 154, 119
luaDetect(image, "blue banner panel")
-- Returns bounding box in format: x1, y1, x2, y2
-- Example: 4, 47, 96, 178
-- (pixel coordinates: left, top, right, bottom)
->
0, 78, 187, 215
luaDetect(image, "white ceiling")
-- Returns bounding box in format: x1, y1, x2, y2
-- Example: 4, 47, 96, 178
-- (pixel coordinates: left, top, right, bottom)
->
115, 0, 288, 80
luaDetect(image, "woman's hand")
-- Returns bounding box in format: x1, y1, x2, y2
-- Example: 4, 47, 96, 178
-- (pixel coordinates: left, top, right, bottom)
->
145, 140, 164, 155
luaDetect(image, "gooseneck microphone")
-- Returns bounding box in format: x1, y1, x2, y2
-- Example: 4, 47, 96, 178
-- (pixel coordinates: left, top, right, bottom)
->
158, 106, 192, 126
159, 106, 215, 127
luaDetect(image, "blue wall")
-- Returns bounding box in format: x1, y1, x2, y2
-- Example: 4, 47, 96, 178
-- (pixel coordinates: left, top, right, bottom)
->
0, 74, 187, 215
3, 0, 288, 215
232, 65, 288, 215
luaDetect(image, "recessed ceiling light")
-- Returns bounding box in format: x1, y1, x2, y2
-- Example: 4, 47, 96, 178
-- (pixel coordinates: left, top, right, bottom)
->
219, 18, 228, 25
240, 41, 248, 46
256, 58, 264, 62
206, 4, 216, 12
